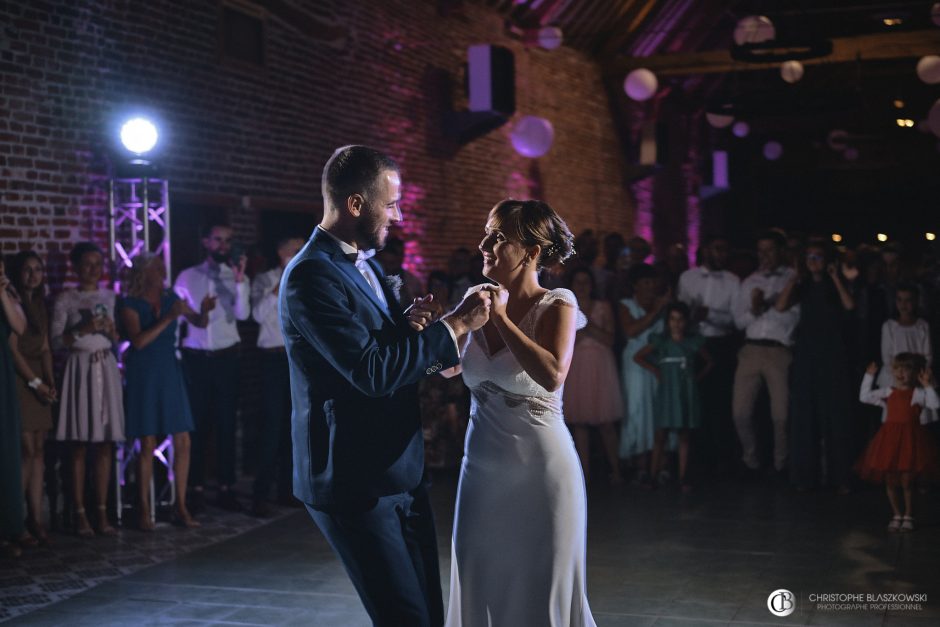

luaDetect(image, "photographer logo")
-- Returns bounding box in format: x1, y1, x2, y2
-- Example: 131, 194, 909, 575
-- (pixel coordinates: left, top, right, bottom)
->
768, 589, 795, 617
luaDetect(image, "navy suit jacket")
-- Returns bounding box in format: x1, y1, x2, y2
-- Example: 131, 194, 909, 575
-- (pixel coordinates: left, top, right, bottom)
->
279, 227, 459, 508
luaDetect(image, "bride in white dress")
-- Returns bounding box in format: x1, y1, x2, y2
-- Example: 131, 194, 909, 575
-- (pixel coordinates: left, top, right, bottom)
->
439, 199, 595, 627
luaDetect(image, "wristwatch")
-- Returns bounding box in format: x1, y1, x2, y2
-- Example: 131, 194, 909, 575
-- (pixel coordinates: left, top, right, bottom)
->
28, 378, 42, 390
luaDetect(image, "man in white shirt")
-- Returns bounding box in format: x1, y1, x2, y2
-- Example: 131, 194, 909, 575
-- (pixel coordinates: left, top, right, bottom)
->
249, 235, 305, 517
174, 222, 250, 511
732, 231, 800, 478
677, 235, 740, 475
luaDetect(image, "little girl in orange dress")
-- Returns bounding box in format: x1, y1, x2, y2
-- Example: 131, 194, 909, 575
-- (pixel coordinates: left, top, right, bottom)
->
856, 353, 940, 532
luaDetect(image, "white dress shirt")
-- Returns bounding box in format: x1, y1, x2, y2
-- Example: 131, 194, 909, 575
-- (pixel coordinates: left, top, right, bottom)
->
319, 229, 388, 309
733, 266, 800, 346
877, 318, 933, 389
251, 267, 286, 348
174, 260, 250, 350
677, 266, 740, 337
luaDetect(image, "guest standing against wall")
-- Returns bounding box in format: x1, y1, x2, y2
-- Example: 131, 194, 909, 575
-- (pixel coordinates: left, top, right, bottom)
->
174, 222, 250, 512
52, 242, 124, 537
8, 251, 56, 545
1, 256, 28, 557
249, 235, 305, 517
120, 253, 212, 529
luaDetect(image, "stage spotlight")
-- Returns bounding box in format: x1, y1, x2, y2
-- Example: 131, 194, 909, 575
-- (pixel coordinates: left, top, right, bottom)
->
927, 232, 937, 241
120, 117, 159, 155
831, 233, 842, 243
877, 233, 888, 242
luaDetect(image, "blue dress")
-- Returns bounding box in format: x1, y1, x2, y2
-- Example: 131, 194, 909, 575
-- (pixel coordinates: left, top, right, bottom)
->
120, 292, 194, 438
619, 298, 663, 458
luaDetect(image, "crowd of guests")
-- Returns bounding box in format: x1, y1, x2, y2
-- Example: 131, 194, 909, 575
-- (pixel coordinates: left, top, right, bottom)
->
0, 224, 303, 558
408, 228, 940, 527
3, 223, 939, 557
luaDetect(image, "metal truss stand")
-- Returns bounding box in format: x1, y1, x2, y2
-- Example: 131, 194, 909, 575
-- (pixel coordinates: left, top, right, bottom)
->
108, 176, 177, 524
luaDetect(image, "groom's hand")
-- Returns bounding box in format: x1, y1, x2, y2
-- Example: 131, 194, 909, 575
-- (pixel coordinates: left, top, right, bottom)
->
405, 294, 435, 332
443, 289, 492, 336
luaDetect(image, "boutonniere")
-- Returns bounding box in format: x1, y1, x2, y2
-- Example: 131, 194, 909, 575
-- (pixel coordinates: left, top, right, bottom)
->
384, 274, 403, 303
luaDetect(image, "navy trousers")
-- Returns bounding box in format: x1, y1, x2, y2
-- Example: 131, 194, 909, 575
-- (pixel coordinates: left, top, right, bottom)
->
306, 485, 444, 627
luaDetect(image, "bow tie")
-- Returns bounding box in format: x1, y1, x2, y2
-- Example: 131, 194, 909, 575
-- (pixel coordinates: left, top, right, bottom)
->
344, 249, 376, 264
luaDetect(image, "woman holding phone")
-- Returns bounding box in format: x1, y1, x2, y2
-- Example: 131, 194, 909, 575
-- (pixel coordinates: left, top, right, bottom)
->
52, 242, 124, 537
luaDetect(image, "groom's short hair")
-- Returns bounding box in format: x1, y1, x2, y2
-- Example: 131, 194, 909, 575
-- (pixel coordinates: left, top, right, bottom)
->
322, 145, 399, 212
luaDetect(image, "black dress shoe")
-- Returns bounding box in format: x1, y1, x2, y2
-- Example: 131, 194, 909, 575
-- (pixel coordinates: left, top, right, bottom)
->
216, 490, 245, 512
250, 499, 271, 518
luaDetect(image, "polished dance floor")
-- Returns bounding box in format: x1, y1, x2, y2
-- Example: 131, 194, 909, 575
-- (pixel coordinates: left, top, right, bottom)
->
2, 471, 939, 626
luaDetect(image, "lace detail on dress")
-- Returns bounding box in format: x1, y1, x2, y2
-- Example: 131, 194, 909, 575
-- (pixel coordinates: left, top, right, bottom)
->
520, 288, 587, 335
471, 380, 563, 417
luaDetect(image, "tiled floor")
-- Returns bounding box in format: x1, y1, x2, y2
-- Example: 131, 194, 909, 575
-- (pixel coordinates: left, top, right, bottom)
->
3, 473, 939, 626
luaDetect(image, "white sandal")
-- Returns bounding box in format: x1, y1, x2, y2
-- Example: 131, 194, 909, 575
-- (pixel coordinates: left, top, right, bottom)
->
887, 515, 902, 532
899, 516, 914, 533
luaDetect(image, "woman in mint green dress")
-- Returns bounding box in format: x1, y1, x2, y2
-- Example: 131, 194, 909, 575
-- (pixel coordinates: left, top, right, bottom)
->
634, 302, 712, 492
618, 264, 670, 483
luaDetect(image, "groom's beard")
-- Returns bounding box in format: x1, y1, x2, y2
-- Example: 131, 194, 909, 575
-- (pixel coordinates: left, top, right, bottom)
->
357, 213, 386, 251
210, 251, 229, 265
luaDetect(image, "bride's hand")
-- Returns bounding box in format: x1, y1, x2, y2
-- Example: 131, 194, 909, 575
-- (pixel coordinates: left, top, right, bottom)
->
486, 285, 509, 321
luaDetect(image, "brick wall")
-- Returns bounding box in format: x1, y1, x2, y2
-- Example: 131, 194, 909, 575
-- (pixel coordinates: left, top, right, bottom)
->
0, 0, 634, 286
1, 0, 635, 477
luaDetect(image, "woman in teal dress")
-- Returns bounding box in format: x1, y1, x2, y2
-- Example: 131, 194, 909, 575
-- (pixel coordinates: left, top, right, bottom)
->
1, 257, 28, 557
618, 264, 670, 483
634, 303, 713, 492
118, 253, 211, 530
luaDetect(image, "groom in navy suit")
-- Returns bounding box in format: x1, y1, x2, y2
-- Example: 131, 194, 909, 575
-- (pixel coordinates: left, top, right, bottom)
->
279, 145, 491, 626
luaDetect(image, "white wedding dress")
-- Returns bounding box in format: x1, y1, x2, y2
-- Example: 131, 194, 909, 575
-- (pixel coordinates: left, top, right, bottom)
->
445, 288, 596, 627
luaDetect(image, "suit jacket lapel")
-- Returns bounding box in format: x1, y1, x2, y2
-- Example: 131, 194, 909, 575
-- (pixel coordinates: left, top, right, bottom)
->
311, 228, 395, 324
367, 258, 406, 320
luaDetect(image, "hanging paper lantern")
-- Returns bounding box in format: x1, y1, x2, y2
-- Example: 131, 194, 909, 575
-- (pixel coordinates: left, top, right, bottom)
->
827, 129, 848, 151
734, 15, 775, 46
928, 99, 940, 138
781, 60, 804, 83
732, 121, 750, 138
623, 68, 658, 101
763, 141, 783, 160
916, 56, 940, 84
706, 112, 734, 128
510, 115, 555, 158
537, 26, 564, 50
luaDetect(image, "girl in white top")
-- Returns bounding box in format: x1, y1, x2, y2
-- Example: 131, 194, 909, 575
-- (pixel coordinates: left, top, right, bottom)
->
879, 284, 934, 423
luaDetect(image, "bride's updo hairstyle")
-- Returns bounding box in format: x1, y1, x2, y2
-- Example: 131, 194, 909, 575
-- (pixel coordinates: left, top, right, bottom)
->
489, 199, 575, 270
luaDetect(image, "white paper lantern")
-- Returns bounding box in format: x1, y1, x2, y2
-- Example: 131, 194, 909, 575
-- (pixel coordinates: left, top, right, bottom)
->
917, 56, 940, 84
706, 113, 734, 128
510, 115, 555, 158
827, 129, 848, 151
844, 147, 859, 161
537, 26, 563, 50
928, 99, 940, 138
763, 141, 783, 160
932, 3, 940, 27
781, 60, 804, 84
734, 15, 775, 46
623, 68, 658, 102
732, 121, 750, 138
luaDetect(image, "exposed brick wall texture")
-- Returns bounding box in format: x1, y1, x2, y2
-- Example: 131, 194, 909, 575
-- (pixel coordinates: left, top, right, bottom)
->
0, 0, 634, 285
0, 0, 635, 477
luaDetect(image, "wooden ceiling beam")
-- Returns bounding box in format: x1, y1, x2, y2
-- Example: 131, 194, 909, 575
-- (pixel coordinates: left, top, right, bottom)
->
602, 29, 940, 78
